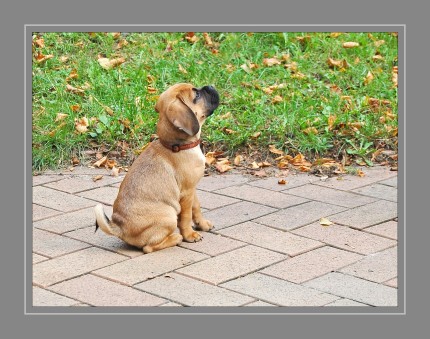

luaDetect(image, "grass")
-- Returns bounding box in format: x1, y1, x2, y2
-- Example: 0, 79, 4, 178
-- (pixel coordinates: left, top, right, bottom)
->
32, 32, 398, 171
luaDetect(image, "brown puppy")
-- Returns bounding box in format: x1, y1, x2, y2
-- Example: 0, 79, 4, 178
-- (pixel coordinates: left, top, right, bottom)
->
94, 83, 220, 253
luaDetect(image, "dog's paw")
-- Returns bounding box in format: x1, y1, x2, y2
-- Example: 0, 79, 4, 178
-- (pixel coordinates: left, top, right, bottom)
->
195, 219, 213, 232
183, 231, 203, 243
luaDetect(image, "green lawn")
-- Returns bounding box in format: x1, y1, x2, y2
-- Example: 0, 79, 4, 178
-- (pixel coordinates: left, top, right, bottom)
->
32, 32, 398, 172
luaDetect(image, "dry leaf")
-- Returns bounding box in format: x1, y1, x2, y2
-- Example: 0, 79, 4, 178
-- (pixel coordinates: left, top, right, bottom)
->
55, 113, 68, 122
34, 38, 45, 48
258, 161, 271, 168
291, 72, 306, 79
320, 217, 333, 226
98, 57, 126, 70
263, 87, 274, 95
92, 175, 103, 182
106, 159, 117, 169
284, 62, 298, 71
303, 127, 318, 135
74, 117, 89, 133
364, 71, 374, 85
329, 84, 342, 94
392, 66, 398, 87
147, 86, 157, 94
202, 32, 213, 46
253, 169, 267, 177
342, 42, 359, 48
215, 160, 233, 173
251, 132, 261, 139
357, 169, 366, 177
66, 84, 85, 95
271, 95, 283, 104
115, 39, 129, 50
328, 115, 336, 130
327, 58, 348, 69
223, 128, 236, 135
330, 32, 343, 38
70, 104, 81, 112
269, 145, 284, 155
234, 155, 243, 166
282, 54, 290, 61
374, 40, 385, 47
59, 55, 69, 63
372, 54, 384, 61
240, 63, 252, 74
111, 32, 121, 39
66, 69, 79, 82
35, 52, 54, 63
278, 179, 288, 185
93, 156, 107, 167
263, 57, 281, 66
178, 64, 188, 74
71, 156, 80, 165
250, 161, 260, 169
111, 166, 120, 177
185, 32, 199, 44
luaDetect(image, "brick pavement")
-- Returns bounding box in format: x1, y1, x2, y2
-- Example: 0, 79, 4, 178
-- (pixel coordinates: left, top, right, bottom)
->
31, 165, 399, 308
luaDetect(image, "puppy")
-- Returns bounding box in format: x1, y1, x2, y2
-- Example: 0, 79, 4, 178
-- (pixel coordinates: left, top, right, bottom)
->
94, 83, 220, 253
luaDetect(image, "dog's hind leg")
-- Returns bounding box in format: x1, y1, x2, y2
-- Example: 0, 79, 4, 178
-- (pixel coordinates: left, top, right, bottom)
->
143, 233, 183, 254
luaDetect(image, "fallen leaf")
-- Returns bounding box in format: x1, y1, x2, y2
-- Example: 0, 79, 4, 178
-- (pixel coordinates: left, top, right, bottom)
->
66, 69, 79, 82
97, 57, 126, 70
374, 39, 385, 47
202, 32, 213, 46
284, 62, 298, 71
263, 87, 274, 95
328, 115, 336, 130
364, 71, 374, 85
35, 52, 54, 63
392, 66, 398, 87
269, 145, 284, 155
74, 117, 89, 133
263, 57, 281, 66
330, 32, 343, 38
66, 84, 85, 95
258, 161, 271, 168
303, 127, 318, 135
185, 32, 199, 44
357, 169, 366, 177
59, 55, 69, 63
106, 159, 117, 169
278, 179, 288, 185
114, 39, 129, 50
291, 71, 306, 79
282, 54, 290, 61
93, 156, 107, 167
342, 42, 359, 48
111, 32, 121, 39
272, 95, 283, 104
251, 131, 261, 139
147, 86, 157, 94
215, 160, 233, 173
329, 84, 342, 94
70, 104, 81, 112
92, 175, 103, 182
253, 169, 267, 177
250, 161, 260, 169
240, 63, 252, 74
110, 166, 120, 177
320, 217, 333, 226
71, 156, 80, 165
178, 64, 188, 74
223, 128, 236, 135
327, 58, 348, 69
34, 38, 45, 48
372, 54, 384, 61
205, 151, 223, 166
234, 155, 243, 166
55, 113, 68, 122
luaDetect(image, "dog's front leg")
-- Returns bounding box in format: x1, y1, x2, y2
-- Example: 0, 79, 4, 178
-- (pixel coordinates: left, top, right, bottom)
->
192, 190, 214, 231
178, 192, 202, 242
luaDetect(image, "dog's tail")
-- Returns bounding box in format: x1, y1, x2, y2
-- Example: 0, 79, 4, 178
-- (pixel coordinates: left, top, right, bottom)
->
94, 204, 122, 238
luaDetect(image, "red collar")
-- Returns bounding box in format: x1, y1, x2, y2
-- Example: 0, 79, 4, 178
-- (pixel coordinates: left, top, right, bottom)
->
159, 139, 201, 153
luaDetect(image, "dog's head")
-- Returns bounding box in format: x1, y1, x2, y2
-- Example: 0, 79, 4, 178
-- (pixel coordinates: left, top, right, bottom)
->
155, 83, 220, 140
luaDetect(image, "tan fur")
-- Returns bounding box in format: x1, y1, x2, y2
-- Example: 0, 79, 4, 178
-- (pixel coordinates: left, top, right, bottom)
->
94, 83, 219, 253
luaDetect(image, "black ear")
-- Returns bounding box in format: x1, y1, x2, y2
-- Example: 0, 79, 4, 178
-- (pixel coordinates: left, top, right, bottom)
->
166, 98, 200, 136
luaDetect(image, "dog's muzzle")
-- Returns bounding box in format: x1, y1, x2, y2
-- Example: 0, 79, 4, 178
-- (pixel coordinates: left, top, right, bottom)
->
202, 85, 220, 116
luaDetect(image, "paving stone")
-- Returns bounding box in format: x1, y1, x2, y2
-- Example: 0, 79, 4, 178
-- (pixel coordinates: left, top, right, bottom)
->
33, 228, 90, 258
329, 200, 397, 229
340, 247, 397, 283
94, 247, 209, 286
253, 201, 346, 231
324, 298, 369, 307
203, 201, 277, 230
77, 186, 119, 206
353, 184, 397, 202
197, 173, 249, 191
33, 204, 62, 221
195, 189, 240, 210
33, 253, 49, 264
261, 246, 363, 283
215, 185, 309, 209
379, 177, 398, 187
33, 186, 95, 212
45, 166, 118, 176
135, 273, 254, 306
44, 176, 123, 194
218, 221, 323, 256
284, 184, 377, 208
33, 247, 127, 287
32, 174, 65, 186
176, 245, 286, 285
179, 232, 246, 256
292, 222, 397, 255
33, 286, 80, 306
384, 277, 398, 288
49, 274, 166, 307
244, 300, 277, 306
34, 206, 113, 234
314, 166, 397, 191
65, 226, 143, 258
248, 174, 319, 191
365, 221, 398, 240
221, 273, 339, 306
304, 272, 397, 306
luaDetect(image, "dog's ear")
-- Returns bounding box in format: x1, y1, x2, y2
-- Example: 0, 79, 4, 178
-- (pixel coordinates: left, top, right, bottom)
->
165, 97, 200, 136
